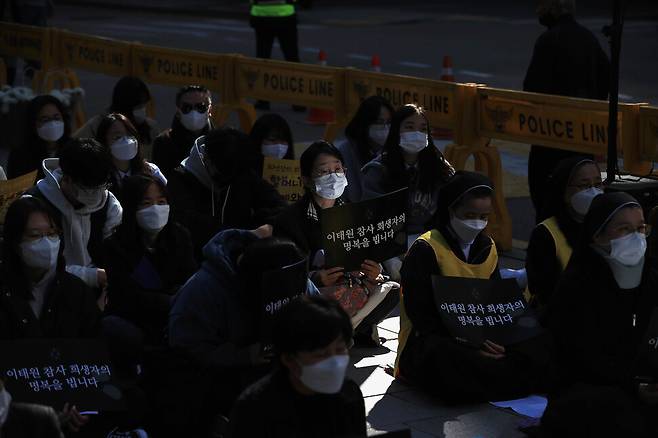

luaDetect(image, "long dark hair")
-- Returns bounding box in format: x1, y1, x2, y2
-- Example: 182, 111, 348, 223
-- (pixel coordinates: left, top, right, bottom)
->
249, 113, 295, 160
108, 76, 152, 143
23, 95, 71, 162
2, 196, 65, 298
381, 104, 453, 193
344, 95, 394, 166
116, 175, 169, 255
96, 113, 149, 178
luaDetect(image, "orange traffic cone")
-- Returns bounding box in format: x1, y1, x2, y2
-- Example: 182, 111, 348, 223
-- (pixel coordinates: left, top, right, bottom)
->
371, 54, 381, 72
306, 50, 335, 125
434, 55, 455, 139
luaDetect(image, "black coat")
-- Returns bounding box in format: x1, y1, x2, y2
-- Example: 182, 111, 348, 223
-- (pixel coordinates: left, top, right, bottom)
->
152, 117, 210, 179
167, 167, 286, 260
549, 250, 658, 390
0, 270, 100, 339
104, 221, 198, 342
523, 15, 610, 99
1, 402, 63, 438
398, 226, 553, 403
273, 195, 323, 257
228, 368, 366, 438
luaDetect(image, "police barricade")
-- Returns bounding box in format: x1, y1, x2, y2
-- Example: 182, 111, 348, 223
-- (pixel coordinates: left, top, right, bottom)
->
0, 22, 53, 68
638, 106, 658, 175
57, 30, 132, 77
227, 55, 346, 136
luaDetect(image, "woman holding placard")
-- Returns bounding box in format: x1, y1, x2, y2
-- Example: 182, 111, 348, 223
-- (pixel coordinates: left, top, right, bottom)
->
249, 113, 296, 163
396, 171, 552, 403
0, 196, 101, 339
273, 141, 396, 346
541, 192, 658, 437
526, 155, 602, 318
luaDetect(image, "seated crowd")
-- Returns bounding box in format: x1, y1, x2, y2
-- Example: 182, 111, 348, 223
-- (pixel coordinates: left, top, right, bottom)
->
0, 76, 656, 438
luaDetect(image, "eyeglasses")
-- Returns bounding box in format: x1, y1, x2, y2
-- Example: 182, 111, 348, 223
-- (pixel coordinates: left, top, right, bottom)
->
312, 168, 346, 178
38, 115, 63, 124
179, 102, 210, 114
569, 181, 604, 191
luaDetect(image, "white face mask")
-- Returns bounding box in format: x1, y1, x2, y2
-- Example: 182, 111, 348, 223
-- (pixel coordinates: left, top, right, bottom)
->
450, 214, 488, 244
609, 232, 647, 266
20, 236, 60, 271
313, 172, 348, 200
0, 387, 11, 427
368, 125, 389, 147
399, 131, 428, 154
133, 106, 147, 124
180, 109, 208, 132
136, 204, 170, 233
298, 354, 349, 394
110, 136, 139, 161
262, 143, 289, 160
570, 187, 603, 217
37, 120, 64, 142
74, 184, 106, 208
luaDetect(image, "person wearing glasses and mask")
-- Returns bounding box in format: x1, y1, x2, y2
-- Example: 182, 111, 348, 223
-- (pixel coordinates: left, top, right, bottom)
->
526, 156, 602, 318
7, 95, 71, 179
26, 138, 123, 290
228, 295, 366, 438
541, 192, 658, 437
335, 96, 394, 203
152, 85, 213, 178
0, 196, 101, 339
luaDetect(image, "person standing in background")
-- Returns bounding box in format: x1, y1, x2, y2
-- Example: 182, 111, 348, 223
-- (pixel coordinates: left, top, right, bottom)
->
524, 0, 610, 222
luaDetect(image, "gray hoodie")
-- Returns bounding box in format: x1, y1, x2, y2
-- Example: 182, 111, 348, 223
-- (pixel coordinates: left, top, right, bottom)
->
36, 158, 123, 287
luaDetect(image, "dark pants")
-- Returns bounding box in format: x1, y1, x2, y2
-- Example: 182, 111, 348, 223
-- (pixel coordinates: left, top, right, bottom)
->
528, 145, 583, 223
252, 16, 300, 62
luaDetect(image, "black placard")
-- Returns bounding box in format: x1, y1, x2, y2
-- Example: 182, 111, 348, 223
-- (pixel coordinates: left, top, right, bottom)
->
0, 338, 124, 412
260, 258, 308, 343
320, 188, 408, 271
640, 307, 658, 379
432, 276, 542, 346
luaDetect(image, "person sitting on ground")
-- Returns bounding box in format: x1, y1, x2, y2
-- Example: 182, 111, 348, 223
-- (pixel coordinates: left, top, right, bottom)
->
274, 140, 396, 346
95, 113, 166, 198
104, 175, 197, 345
541, 192, 658, 437
395, 171, 552, 403
26, 138, 123, 290
74, 76, 160, 154
248, 113, 295, 169
335, 95, 393, 203
526, 155, 602, 319
167, 230, 314, 434
0, 196, 101, 339
167, 127, 286, 260
228, 294, 367, 438
7, 95, 71, 179
152, 85, 213, 178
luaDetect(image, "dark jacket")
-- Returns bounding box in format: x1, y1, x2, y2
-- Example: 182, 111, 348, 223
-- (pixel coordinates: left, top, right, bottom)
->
152, 116, 210, 179
273, 194, 325, 257
168, 229, 262, 370
104, 221, 197, 342
168, 149, 286, 260
523, 14, 610, 99
228, 368, 366, 438
6, 143, 56, 180
1, 402, 63, 438
549, 250, 658, 391
0, 270, 101, 339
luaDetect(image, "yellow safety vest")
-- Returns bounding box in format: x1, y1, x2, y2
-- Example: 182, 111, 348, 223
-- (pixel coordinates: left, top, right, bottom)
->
394, 229, 498, 377
539, 216, 573, 271
250, 0, 295, 17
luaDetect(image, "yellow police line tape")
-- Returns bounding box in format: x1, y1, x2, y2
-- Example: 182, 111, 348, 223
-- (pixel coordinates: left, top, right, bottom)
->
1, 21, 657, 250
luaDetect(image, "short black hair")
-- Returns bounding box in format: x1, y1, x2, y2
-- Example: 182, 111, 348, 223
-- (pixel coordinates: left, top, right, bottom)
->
299, 140, 344, 178
273, 295, 352, 355
239, 236, 306, 280
59, 138, 112, 187
203, 127, 252, 171
175, 85, 211, 107
110, 76, 150, 114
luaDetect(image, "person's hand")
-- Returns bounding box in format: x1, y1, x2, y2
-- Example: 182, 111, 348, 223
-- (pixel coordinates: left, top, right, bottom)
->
315, 267, 344, 287
96, 269, 108, 289
59, 403, 89, 432
479, 340, 506, 360
359, 259, 383, 282
638, 383, 658, 405
251, 224, 273, 239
